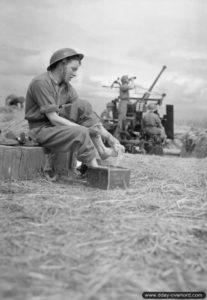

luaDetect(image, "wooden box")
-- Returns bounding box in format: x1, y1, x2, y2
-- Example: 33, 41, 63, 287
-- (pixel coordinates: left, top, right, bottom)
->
0, 145, 46, 180
0, 145, 73, 180
86, 166, 131, 190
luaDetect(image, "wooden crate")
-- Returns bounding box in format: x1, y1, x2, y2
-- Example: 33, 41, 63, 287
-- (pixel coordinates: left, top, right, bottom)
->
86, 166, 131, 190
0, 145, 73, 180
0, 145, 46, 180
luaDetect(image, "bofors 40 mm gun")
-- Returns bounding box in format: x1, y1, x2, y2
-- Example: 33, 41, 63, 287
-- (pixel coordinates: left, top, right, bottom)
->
101, 66, 174, 154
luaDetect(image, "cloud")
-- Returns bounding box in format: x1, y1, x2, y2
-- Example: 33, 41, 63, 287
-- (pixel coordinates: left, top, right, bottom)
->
170, 50, 207, 60
73, 73, 117, 114
159, 76, 207, 121
0, 0, 206, 123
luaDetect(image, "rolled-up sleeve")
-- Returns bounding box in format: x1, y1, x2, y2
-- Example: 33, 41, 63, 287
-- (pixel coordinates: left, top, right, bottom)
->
31, 80, 59, 114
40, 104, 59, 114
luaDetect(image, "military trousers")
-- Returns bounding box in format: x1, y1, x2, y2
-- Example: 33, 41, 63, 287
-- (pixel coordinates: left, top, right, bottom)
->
118, 100, 128, 128
30, 99, 100, 165
144, 127, 166, 140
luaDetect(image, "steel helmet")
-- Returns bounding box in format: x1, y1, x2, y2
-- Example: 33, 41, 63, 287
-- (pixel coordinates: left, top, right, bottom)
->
47, 48, 84, 70
147, 103, 157, 112
121, 75, 129, 83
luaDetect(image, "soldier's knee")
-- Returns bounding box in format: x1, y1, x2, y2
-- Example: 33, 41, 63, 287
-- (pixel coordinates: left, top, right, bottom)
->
74, 125, 89, 137
78, 99, 91, 107
77, 99, 92, 114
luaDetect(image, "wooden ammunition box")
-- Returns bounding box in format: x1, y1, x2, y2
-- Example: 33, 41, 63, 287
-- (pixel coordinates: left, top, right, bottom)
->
0, 145, 72, 180
86, 166, 131, 190
0, 145, 45, 180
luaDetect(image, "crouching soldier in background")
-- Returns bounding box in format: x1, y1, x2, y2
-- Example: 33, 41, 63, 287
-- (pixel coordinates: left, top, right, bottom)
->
141, 103, 166, 142
25, 48, 124, 181
142, 104, 166, 142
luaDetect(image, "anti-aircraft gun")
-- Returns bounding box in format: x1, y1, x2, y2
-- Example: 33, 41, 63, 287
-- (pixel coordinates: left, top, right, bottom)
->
101, 66, 174, 154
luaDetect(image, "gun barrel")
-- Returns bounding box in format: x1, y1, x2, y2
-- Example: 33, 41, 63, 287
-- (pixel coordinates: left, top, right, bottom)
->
129, 76, 136, 81
141, 65, 167, 101
148, 65, 167, 92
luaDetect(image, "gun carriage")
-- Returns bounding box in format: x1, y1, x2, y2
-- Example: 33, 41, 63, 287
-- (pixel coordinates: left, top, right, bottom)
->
101, 66, 174, 154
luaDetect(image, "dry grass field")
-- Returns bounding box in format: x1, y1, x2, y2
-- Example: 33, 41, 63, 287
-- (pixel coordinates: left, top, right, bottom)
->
0, 107, 207, 299
0, 153, 207, 300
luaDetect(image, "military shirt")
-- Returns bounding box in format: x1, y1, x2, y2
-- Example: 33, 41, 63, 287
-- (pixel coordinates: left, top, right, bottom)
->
141, 111, 162, 129
25, 72, 78, 126
119, 84, 130, 100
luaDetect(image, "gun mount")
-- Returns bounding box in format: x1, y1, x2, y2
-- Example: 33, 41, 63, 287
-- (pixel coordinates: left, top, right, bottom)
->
101, 66, 174, 155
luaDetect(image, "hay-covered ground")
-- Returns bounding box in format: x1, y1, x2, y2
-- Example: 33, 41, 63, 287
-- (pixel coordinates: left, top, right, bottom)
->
0, 153, 207, 300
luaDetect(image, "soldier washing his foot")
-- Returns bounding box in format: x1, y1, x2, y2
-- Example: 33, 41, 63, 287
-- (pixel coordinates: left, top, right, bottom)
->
25, 48, 124, 180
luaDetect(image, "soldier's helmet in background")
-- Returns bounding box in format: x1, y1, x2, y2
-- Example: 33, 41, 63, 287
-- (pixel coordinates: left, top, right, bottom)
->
147, 103, 157, 112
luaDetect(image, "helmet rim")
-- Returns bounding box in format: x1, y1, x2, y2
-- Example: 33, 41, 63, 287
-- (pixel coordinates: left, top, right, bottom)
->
47, 48, 84, 71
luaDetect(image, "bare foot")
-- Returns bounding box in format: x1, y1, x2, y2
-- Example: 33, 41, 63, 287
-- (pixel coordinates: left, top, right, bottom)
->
113, 143, 125, 155
86, 157, 99, 167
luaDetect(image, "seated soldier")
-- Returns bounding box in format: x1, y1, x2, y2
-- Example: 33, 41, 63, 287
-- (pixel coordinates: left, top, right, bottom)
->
141, 103, 166, 141
25, 48, 124, 180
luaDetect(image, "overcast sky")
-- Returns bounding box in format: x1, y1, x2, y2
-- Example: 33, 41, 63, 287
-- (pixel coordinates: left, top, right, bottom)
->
0, 0, 206, 123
